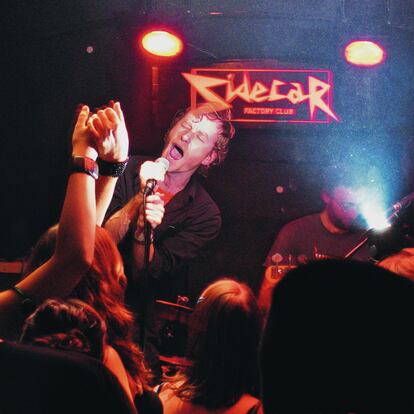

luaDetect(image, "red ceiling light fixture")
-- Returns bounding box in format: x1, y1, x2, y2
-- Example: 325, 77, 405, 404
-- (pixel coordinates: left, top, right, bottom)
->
344, 40, 386, 67
141, 30, 183, 57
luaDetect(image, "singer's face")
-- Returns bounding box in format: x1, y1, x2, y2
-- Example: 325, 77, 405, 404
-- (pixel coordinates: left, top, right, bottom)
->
162, 110, 221, 174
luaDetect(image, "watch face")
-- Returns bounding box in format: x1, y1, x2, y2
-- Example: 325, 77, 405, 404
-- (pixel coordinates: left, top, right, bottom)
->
72, 156, 98, 179
84, 157, 95, 170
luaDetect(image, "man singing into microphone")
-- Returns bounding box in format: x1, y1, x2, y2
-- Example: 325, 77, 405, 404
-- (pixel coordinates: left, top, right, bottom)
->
103, 103, 235, 378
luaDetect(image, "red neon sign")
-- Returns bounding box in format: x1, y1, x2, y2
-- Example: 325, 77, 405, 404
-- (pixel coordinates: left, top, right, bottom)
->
182, 68, 339, 124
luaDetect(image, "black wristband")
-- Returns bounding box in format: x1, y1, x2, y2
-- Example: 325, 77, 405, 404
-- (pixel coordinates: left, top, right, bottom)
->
97, 158, 129, 177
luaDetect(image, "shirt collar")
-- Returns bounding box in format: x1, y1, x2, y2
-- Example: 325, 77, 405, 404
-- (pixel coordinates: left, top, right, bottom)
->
133, 167, 198, 204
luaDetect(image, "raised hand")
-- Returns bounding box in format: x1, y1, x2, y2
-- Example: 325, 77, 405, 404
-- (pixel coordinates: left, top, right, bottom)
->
88, 101, 129, 162
72, 105, 98, 160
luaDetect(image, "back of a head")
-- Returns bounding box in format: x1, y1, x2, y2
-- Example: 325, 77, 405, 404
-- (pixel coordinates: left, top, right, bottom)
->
22, 224, 149, 393
261, 259, 414, 413
178, 278, 262, 409
21, 298, 106, 360
24, 225, 130, 334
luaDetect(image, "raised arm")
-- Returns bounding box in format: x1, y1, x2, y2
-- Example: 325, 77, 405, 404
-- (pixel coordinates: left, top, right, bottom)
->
88, 101, 129, 226
0, 105, 98, 338
104, 189, 144, 244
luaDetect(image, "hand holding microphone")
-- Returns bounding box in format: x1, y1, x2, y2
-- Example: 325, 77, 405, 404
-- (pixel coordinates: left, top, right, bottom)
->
137, 158, 169, 233
140, 158, 170, 196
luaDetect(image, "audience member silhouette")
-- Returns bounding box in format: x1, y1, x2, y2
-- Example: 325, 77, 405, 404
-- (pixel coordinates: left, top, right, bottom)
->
159, 278, 263, 414
23, 224, 162, 413
0, 339, 137, 414
14, 103, 162, 412
0, 105, 99, 338
21, 298, 139, 401
20, 297, 163, 414
0, 104, 136, 413
260, 259, 414, 413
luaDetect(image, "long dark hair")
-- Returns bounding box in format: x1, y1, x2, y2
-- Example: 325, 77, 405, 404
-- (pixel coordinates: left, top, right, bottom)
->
171, 278, 262, 409
24, 225, 151, 395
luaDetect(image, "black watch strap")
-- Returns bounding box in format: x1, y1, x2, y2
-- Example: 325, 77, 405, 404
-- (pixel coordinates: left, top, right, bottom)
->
71, 156, 99, 180
97, 157, 129, 177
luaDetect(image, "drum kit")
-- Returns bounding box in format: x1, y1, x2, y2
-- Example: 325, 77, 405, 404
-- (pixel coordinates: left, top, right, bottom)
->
155, 297, 193, 371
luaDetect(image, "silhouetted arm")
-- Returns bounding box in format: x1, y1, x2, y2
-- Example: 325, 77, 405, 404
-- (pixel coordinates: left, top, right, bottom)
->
0, 105, 97, 338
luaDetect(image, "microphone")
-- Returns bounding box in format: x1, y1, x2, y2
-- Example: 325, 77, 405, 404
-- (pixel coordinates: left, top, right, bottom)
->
143, 157, 169, 196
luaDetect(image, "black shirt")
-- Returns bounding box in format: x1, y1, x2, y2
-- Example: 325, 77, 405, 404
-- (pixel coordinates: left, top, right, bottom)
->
106, 155, 221, 283
265, 213, 370, 266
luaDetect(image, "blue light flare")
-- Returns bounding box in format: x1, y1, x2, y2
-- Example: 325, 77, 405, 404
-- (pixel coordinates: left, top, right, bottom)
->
360, 199, 390, 230
356, 168, 391, 230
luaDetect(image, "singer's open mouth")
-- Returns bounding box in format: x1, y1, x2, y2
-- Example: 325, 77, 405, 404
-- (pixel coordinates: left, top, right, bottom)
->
169, 144, 184, 160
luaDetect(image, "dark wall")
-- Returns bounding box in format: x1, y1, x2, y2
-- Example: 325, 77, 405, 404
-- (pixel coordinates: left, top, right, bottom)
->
2, 1, 414, 300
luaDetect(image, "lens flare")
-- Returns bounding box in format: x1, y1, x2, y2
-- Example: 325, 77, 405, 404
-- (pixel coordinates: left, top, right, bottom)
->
360, 200, 390, 230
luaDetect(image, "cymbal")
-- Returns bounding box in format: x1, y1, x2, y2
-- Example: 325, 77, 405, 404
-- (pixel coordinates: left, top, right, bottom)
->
159, 354, 193, 368
155, 300, 193, 312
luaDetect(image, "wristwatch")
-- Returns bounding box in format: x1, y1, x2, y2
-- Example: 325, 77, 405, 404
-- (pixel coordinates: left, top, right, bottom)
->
71, 156, 99, 180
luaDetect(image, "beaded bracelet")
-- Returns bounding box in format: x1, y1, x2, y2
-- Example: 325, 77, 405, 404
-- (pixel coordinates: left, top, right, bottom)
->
97, 157, 129, 177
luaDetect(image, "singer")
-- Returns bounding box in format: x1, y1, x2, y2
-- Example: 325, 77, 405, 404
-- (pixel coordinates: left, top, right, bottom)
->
104, 103, 235, 379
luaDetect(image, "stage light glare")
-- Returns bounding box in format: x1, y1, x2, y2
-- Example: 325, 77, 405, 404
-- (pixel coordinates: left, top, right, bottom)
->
360, 201, 390, 230
344, 40, 386, 67
141, 31, 183, 57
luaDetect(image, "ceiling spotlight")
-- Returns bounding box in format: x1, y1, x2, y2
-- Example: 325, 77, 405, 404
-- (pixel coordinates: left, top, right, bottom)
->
344, 40, 386, 67
141, 30, 183, 57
